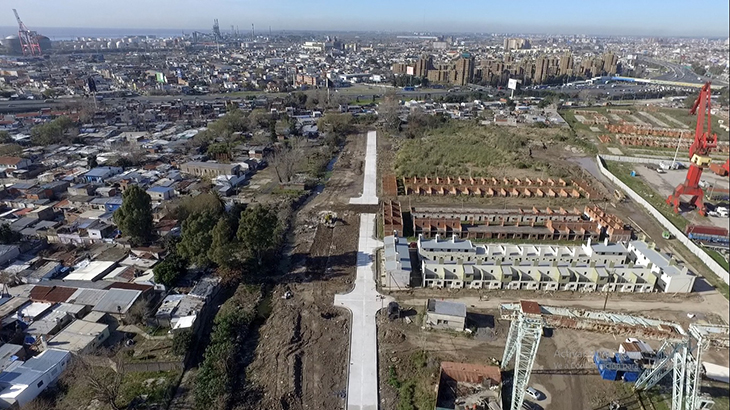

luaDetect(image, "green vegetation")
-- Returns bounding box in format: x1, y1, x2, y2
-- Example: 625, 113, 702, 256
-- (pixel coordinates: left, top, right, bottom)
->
171, 329, 195, 356
395, 121, 574, 177
153, 252, 187, 287
113, 185, 154, 246
386, 351, 437, 410
194, 285, 260, 410
0, 223, 20, 244
237, 205, 282, 266
118, 370, 180, 409
30, 116, 76, 145
177, 210, 220, 267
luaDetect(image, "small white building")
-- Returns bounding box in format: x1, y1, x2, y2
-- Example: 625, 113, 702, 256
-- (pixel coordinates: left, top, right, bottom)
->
0, 349, 71, 409
425, 299, 467, 331
628, 241, 696, 293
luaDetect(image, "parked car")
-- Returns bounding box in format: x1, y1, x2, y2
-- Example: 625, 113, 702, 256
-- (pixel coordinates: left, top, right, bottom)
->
526, 386, 541, 400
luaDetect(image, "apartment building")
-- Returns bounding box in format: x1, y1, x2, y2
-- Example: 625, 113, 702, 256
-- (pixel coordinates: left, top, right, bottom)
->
381, 234, 694, 293
417, 235, 629, 267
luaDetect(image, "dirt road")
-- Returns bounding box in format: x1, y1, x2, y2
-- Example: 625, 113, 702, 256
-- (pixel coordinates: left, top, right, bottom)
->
243, 134, 366, 410
398, 289, 729, 323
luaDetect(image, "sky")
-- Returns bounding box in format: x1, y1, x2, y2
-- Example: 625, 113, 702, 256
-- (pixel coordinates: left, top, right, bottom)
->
4, 0, 730, 38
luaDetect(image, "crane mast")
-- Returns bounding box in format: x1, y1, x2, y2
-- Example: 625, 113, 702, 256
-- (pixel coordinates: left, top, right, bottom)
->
666, 82, 718, 215
12, 9, 42, 57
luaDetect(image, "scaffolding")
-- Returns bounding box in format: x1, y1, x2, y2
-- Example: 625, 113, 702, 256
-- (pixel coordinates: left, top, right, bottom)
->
501, 301, 544, 410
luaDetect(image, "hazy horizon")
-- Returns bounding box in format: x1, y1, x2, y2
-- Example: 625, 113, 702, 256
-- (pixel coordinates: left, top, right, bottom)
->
4, 0, 729, 38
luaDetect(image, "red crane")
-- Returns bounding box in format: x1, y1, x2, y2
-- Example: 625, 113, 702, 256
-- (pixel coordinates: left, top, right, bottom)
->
13, 9, 42, 57
666, 82, 718, 216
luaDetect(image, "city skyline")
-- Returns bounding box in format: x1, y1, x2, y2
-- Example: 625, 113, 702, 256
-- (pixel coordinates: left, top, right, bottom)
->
5, 0, 730, 38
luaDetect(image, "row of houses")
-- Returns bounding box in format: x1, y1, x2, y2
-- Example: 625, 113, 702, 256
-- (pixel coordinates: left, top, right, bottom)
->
382, 234, 696, 293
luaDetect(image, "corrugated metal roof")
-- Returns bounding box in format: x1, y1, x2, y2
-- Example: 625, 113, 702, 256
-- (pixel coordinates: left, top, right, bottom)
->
29, 285, 78, 303
92, 288, 142, 314
440, 361, 501, 385
427, 299, 466, 318
66, 288, 107, 306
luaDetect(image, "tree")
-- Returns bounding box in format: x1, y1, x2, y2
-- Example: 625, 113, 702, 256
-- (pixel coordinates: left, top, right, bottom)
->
0, 224, 20, 244
64, 352, 126, 410
30, 116, 75, 146
113, 185, 153, 246
172, 329, 195, 356
0, 131, 11, 144
378, 90, 402, 132
87, 154, 98, 169
176, 192, 225, 222
237, 205, 280, 266
269, 137, 305, 183
153, 252, 187, 287
208, 217, 238, 269
177, 211, 219, 267
269, 118, 278, 141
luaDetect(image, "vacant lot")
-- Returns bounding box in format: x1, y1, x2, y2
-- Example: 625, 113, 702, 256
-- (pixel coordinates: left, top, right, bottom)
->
394, 122, 585, 178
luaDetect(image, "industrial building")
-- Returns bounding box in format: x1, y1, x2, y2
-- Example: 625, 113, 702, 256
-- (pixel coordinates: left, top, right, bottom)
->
381, 235, 696, 293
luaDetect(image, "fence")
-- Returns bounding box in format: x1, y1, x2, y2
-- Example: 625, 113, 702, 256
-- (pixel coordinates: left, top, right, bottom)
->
125, 360, 184, 373
596, 155, 729, 285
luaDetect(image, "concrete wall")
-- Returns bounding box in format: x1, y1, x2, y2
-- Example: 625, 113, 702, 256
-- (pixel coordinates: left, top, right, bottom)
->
599, 154, 666, 166
596, 155, 729, 285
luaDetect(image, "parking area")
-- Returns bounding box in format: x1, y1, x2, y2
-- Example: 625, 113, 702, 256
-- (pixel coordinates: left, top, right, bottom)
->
636, 166, 729, 229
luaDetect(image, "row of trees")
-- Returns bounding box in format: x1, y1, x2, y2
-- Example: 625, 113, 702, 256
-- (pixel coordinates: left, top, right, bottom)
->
113, 186, 282, 286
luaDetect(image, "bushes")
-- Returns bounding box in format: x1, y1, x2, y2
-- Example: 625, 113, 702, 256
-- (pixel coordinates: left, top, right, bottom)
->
194, 286, 260, 410
395, 123, 527, 177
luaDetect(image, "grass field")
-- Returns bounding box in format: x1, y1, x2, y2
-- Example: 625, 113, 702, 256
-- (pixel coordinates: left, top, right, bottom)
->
394, 122, 570, 177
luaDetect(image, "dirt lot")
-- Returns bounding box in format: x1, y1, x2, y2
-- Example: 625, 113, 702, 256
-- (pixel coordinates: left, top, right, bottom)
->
375, 300, 678, 410
243, 134, 366, 410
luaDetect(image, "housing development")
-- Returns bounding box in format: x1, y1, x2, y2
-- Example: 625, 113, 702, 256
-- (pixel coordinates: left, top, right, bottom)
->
0, 6, 727, 410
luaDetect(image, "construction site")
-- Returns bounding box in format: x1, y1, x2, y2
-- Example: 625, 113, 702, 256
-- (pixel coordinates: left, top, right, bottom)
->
236, 83, 729, 410
371, 82, 729, 410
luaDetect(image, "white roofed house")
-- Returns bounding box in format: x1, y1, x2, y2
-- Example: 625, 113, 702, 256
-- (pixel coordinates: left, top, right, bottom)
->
0, 349, 71, 409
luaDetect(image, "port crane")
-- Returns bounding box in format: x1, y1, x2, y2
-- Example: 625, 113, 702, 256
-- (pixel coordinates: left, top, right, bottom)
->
12, 9, 41, 57
666, 82, 718, 215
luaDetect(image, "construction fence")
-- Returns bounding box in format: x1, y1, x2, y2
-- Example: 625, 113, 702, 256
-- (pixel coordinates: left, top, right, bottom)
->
596, 155, 730, 286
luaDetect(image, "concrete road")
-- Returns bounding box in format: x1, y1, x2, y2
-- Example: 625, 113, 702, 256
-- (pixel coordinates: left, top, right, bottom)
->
335, 127, 392, 410
334, 214, 393, 410
349, 130, 378, 205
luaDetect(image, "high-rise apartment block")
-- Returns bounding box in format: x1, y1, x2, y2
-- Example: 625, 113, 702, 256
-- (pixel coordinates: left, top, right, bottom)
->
503, 38, 531, 51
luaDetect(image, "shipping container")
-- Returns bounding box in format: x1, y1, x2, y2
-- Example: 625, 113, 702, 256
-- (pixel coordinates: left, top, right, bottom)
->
686, 225, 729, 238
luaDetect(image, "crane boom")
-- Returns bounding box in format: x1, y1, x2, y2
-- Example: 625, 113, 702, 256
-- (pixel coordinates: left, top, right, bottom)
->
11, 9, 42, 57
